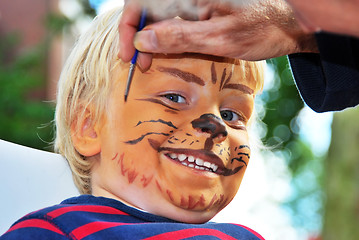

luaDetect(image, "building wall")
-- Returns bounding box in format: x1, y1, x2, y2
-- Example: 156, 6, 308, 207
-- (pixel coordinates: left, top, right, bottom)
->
0, 0, 53, 51
0, 0, 61, 100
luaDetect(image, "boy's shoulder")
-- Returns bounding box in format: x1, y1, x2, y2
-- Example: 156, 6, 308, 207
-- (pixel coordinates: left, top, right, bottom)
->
1, 195, 265, 240
1, 195, 131, 239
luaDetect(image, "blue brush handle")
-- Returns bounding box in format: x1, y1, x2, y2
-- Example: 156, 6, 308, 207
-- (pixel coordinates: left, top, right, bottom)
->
130, 9, 147, 65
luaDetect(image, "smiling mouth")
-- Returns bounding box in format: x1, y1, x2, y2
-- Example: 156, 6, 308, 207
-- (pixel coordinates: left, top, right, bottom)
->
165, 152, 219, 173
148, 138, 245, 176
161, 148, 244, 176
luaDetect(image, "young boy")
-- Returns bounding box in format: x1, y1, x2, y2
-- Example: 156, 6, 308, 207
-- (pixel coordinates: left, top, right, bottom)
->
1, 7, 265, 240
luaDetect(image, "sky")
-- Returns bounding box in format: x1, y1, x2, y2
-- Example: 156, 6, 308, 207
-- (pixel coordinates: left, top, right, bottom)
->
89, 0, 124, 13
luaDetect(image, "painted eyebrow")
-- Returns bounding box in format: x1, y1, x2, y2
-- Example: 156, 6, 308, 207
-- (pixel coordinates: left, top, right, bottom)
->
157, 66, 205, 86
222, 83, 254, 95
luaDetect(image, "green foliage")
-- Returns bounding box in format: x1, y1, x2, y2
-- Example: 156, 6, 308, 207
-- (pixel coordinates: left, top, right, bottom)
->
263, 56, 323, 232
46, 12, 72, 35
264, 57, 314, 173
76, 0, 97, 18
323, 108, 359, 240
0, 3, 87, 151
0, 34, 55, 151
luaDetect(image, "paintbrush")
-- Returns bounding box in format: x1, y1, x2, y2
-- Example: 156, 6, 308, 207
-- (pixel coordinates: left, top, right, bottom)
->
124, 9, 147, 102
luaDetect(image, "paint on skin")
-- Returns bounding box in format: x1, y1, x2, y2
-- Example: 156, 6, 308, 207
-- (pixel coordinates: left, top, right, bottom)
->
157, 66, 205, 86
211, 62, 217, 84
238, 145, 250, 150
140, 174, 153, 188
191, 114, 228, 150
155, 180, 163, 193
116, 153, 127, 176
222, 83, 254, 94
118, 154, 128, 176
220, 68, 228, 90
112, 153, 119, 161
231, 157, 248, 166
206, 194, 218, 209
205, 194, 227, 210
135, 119, 178, 129
127, 169, 138, 184
188, 195, 202, 209
125, 132, 170, 145
222, 165, 245, 176
237, 152, 250, 158
211, 62, 254, 94
136, 98, 180, 111
114, 152, 139, 184
165, 109, 178, 114
191, 114, 228, 139
166, 189, 175, 202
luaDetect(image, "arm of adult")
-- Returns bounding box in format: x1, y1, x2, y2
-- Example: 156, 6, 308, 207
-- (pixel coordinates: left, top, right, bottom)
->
119, 0, 317, 71
289, 33, 359, 112
285, 0, 359, 38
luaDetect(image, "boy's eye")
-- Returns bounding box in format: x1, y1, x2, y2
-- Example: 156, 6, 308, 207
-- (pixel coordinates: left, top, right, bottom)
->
220, 109, 246, 129
220, 110, 239, 121
163, 94, 186, 103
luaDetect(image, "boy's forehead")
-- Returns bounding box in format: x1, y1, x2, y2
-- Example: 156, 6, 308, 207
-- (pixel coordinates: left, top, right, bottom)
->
151, 54, 260, 91
152, 53, 239, 67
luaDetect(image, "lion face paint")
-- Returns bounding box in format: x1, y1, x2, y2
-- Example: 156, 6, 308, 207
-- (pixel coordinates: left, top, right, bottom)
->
92, 54, 260, 223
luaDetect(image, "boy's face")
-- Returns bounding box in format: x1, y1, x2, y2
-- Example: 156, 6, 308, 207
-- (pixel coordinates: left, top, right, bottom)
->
92, 55, 258, 223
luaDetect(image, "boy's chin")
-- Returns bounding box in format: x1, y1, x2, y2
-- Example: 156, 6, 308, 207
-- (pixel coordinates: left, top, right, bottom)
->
144, 192, 232, 223
152, 203, 224, 224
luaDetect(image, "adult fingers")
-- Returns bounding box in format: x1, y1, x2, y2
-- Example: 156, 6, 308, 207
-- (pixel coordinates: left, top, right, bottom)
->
133, 17, 238, 58
137, 52, 153, 72
118, 1, 142, 62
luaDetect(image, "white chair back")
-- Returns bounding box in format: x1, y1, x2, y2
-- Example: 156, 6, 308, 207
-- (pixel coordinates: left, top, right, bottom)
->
0, 140, 79, 234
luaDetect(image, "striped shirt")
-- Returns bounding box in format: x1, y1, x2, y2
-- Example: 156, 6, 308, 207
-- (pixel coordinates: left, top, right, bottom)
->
1, 195, 264, 240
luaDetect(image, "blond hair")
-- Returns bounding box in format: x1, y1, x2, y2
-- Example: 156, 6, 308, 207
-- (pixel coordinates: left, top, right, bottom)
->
55, 7, 122, 194
55, 7, 265, 194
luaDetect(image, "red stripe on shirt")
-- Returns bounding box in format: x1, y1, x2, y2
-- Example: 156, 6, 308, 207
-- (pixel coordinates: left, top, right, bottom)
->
71, 221, 133, 239
47, 205, 129, 218
233, 224, 265, 240
6, 219, 65, 236
142, 228, 239, 240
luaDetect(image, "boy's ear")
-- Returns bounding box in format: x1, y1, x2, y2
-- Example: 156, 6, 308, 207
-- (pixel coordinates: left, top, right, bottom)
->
71, 108, 101, 157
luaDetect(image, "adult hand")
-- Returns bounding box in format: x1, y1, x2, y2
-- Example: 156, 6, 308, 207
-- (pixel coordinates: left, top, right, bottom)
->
119, 0, 317, 71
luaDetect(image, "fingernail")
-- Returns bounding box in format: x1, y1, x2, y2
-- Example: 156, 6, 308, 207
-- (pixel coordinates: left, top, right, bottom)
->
134, 30, 158, 52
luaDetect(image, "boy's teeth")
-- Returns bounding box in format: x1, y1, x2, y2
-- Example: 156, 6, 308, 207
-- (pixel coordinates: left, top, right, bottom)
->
203, 161, 211, 168
188, 156, 195, 162
178, 154, 187, 161
212, 164, 218, 172
168, 153, 219, 172
195, 158, 204, 166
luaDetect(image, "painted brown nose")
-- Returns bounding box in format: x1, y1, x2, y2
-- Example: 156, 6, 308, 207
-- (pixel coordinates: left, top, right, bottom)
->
191, 114, 228, 140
